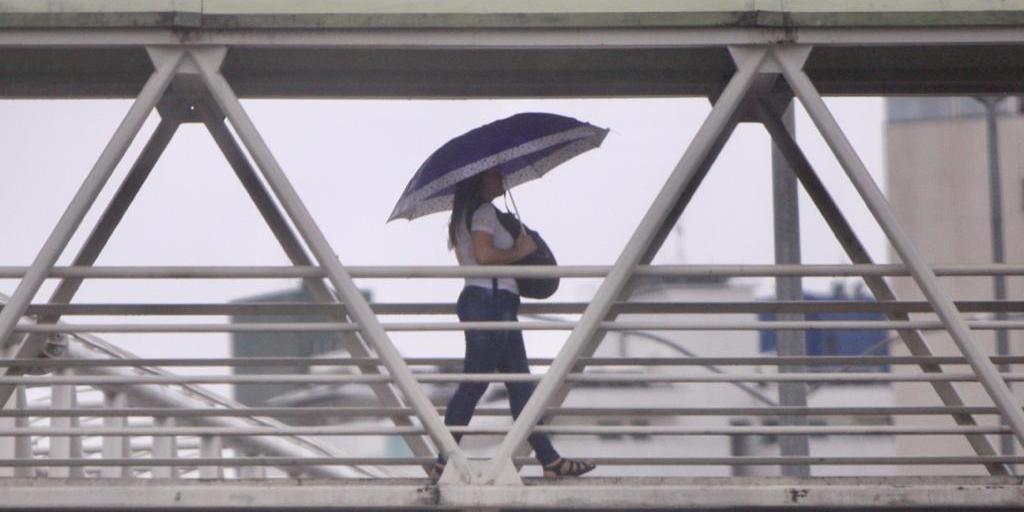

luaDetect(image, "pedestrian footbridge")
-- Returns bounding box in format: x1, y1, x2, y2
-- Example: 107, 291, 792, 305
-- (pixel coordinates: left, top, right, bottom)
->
2, 2, 1024, 509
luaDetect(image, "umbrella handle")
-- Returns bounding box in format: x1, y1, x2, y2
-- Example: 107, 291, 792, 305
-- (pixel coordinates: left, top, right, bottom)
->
502, 183, 525, 236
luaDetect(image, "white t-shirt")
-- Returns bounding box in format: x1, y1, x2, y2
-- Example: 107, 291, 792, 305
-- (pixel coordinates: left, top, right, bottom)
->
454, 203, 519, 294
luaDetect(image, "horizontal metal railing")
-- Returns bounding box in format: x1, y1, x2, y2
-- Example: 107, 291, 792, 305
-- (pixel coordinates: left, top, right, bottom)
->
2, 264, 1022, 480
2, 263, 1024, 278
11, 320, 1024, 333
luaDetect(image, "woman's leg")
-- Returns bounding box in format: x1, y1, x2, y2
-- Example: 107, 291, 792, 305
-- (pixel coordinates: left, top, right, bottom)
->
444, 287, 506, 445
498, 296, 560, 466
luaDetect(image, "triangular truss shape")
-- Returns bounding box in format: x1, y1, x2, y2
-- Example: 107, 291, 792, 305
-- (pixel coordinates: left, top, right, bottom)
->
482, 45, 1023, 483
0, 47, 473, 482
0, 45, 1020, 487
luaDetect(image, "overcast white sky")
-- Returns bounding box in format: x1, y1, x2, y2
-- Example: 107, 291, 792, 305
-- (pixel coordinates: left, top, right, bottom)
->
0, 97, 885, 361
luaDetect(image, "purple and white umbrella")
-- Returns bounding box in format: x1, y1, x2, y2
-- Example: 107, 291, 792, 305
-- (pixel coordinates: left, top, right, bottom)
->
388, 112, 608, 221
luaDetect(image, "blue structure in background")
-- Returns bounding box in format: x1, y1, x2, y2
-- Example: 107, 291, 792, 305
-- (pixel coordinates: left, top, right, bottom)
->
759, 282, 890, 372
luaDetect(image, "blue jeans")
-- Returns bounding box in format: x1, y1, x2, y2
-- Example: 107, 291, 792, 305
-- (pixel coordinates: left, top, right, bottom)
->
442, 286, 559, 465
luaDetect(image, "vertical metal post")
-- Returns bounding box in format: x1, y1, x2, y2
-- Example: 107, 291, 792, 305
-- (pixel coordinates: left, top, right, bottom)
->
483, 47, 768, 483
12, 386, 31, 478
770, 102, 810, 476
238, 450, 267, 479
101, 391, 131, 479
0, 51, 183, 406
190, 48, 473, 482
0, 384, 33, 478
200, 109, 437, 472
49, 369, 82, 478
729, 418, 753, 477
756, 98, 1009, 475
0, 382, 19, 477
776, 45, 1024, 447
199, 435, 224, 479
152, 416, 178, 479
978, 96, 1013, 462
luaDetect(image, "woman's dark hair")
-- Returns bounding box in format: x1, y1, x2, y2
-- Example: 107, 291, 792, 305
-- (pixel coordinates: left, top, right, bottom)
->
448, 173, 486, 249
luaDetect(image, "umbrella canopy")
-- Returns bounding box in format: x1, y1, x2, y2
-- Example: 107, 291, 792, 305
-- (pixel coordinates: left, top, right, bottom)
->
388, 112, 608, 221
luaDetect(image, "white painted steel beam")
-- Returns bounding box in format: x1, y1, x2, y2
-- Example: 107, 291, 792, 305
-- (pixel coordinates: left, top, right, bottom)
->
12, 318, 1024, 333
4, 371, 1024, 386
6, 455, 1024, 468
101, 391, 131, 479
4, 354, 1024, 369
199, 435, 224, 479
0, 385, 30, 478
47, 369, 82, 478
0, 424, 1015, 437
151, 416, 177, 479
5, 263, 1024, 279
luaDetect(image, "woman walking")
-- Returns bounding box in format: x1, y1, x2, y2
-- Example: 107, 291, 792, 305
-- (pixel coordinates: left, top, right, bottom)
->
431, 169, 595, 480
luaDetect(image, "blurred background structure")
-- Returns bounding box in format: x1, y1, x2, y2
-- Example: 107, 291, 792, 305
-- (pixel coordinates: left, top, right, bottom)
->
2, 2, 1024, 510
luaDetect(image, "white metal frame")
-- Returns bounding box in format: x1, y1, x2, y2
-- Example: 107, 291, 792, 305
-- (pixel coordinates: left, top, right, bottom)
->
480, 44, 1024, 484
0, 35, 1022, 506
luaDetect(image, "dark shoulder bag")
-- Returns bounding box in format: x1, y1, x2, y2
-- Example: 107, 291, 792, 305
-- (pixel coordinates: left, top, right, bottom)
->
494, 210, 559, 299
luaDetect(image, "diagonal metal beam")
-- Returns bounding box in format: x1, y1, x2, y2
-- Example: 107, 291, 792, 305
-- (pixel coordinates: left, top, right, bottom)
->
754, 97, 1010, 476
0, 50, 184, 407
189, 47, 476, 483
774, 44, 1024, 449
4, 117, 180, 357
484, 47, 770, 483
198, 104, 438, 474
506, 72, 785, 470
510, 97, 746, 466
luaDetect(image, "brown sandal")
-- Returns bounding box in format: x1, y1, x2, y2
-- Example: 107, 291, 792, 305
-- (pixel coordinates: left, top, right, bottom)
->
542, 458, 596, 478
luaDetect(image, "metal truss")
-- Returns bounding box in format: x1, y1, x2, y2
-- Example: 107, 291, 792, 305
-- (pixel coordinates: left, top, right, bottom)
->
0, 40, 1023, 508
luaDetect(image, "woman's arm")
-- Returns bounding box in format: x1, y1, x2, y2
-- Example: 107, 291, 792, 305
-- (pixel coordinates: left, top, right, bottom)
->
472, 230, 537, 265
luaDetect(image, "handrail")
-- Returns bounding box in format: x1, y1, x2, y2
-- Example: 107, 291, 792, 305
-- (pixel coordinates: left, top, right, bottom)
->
13, 319, 1024, 333
3, 263, 1024, 278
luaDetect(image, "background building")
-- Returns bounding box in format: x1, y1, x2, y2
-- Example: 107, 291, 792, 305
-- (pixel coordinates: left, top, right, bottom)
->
886, 97, 1024, 474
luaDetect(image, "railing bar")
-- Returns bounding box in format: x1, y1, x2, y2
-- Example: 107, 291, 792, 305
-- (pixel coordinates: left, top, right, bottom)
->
5, 372, 1024, 384
13, 319, 1024, 333
8, 456, 1024, 468
5, 456, 1024, 467
3, 406, 1015, 418
0, 425, 1012, 436
6, 264, 1024, 279
20, 300, 1024, 316
2, 355, 1021, 367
